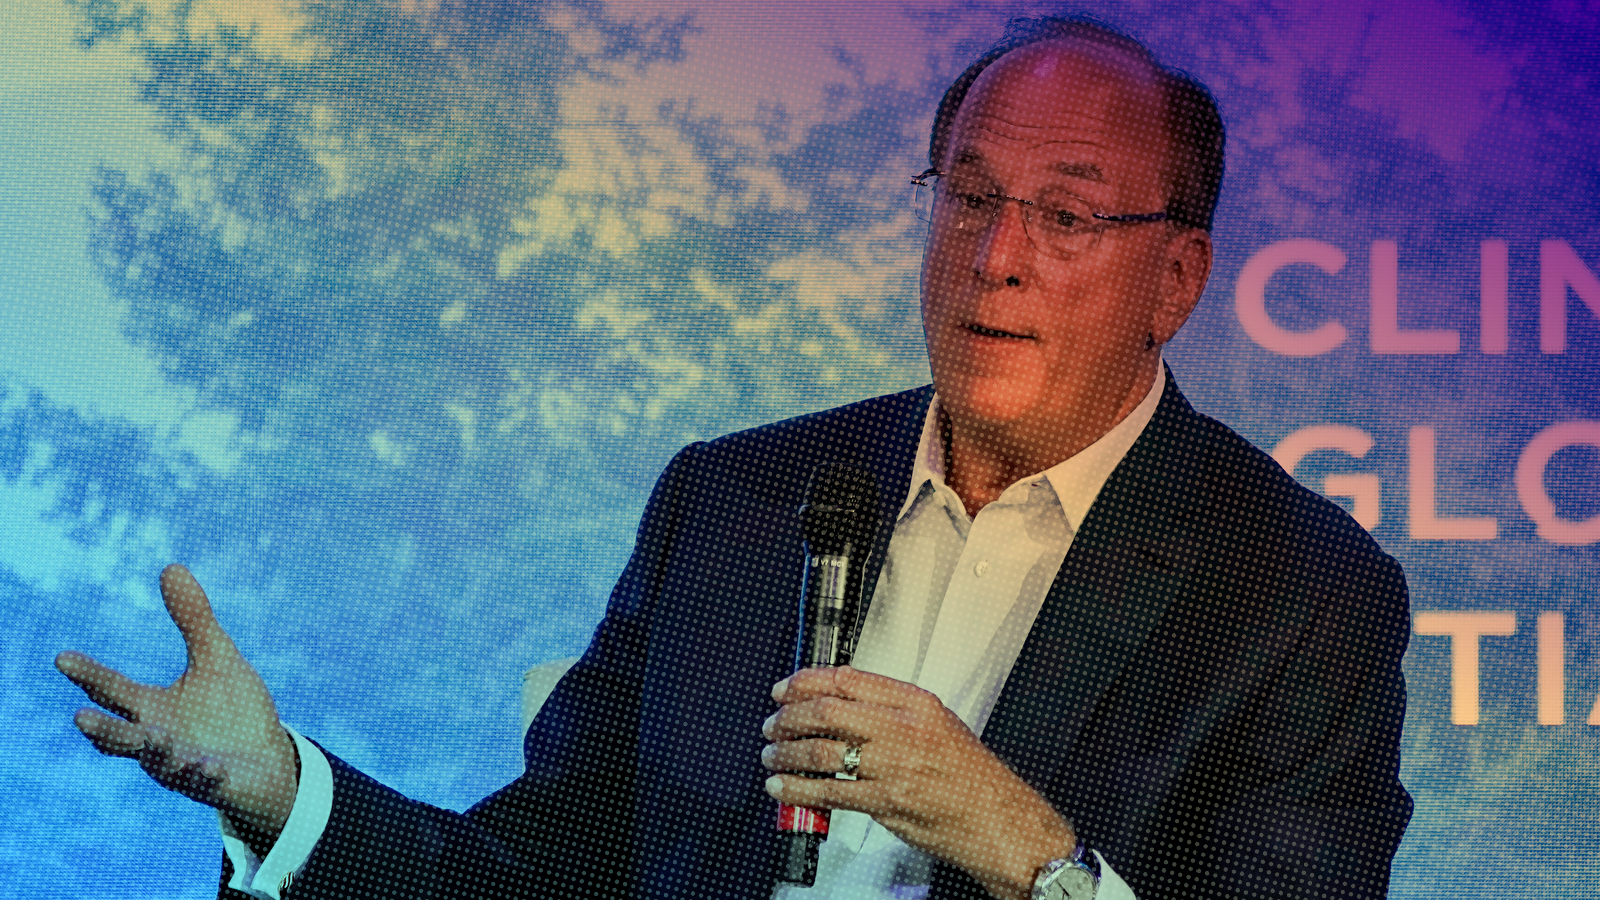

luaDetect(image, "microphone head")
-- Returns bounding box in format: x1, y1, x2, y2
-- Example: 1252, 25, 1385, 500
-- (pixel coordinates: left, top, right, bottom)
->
800, 463, 878, 552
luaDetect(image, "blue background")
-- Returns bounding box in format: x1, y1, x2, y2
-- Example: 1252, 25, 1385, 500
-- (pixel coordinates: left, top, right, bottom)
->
2, 1, 1596, 896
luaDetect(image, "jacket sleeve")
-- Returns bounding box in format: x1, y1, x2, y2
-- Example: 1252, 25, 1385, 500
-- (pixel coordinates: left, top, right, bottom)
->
1202, 550, 1414, 899
230, 444, 702, 900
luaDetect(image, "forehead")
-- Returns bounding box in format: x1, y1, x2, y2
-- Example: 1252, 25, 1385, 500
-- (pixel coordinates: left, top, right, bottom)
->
945, 40, 1167, 183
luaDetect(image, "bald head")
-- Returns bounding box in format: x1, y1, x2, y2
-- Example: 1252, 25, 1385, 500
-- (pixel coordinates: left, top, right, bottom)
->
949, 40, 1172, 216
930, 17, 1225, 232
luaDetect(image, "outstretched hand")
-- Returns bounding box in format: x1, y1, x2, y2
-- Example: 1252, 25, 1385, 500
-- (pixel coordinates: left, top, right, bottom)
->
56, 564, 298, 854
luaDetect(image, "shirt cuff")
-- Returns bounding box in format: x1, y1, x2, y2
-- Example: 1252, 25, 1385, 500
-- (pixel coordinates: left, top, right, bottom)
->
218, 724, 334, 900
1094, 850, 1137, 900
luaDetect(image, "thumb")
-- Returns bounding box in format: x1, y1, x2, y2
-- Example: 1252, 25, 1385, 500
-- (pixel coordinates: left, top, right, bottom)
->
160, 564, 234, 668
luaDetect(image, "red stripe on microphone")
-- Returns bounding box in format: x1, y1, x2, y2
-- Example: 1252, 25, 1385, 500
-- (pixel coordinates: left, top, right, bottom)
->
776, 803, 830, 835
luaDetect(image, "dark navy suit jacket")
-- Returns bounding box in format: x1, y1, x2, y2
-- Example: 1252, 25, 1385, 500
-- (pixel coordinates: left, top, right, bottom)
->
243, 372, 1412, 900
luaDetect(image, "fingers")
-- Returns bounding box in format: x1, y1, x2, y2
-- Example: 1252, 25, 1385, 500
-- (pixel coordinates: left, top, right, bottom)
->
55, 651, 149, 722
160, 564, 231, 668
764, 771, 867, 814
762, 693, 883, 744
74, 709, 228, 801
136, 724, 227, 801
761, 737, 865, 778
72, 707, 150, 757
773, 665, 931, 710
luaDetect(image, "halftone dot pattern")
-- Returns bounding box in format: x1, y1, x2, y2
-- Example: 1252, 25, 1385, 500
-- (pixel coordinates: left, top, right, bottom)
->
16, 2, 1597, 900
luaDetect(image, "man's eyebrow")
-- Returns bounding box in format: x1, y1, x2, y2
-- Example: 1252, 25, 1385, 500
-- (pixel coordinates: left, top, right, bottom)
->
1047, 161, 1105, 182
950, 149, 988, 169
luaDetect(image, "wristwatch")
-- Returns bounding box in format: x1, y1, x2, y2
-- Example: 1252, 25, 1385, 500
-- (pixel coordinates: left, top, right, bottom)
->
1030, 834, 1101, 900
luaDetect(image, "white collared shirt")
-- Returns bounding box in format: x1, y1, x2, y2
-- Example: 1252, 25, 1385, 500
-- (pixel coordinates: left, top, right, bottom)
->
773, 370, 1164, 900
224, 369, 1164, 900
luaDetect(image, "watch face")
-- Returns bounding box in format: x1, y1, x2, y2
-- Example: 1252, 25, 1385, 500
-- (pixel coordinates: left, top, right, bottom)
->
1044, 866, 1096, 900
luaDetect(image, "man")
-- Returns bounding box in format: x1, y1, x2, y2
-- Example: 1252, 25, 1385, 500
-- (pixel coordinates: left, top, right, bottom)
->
57, 17, 1412, 900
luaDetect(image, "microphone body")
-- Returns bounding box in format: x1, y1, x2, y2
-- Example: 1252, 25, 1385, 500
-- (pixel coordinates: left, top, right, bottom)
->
774, 464, 879, 886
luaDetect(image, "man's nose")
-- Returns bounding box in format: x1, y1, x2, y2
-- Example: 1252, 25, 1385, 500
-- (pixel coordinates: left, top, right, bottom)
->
973, 199, 1031, 289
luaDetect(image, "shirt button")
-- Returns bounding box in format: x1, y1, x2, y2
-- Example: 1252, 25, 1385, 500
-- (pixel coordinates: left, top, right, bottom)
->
974, 559, 990, 577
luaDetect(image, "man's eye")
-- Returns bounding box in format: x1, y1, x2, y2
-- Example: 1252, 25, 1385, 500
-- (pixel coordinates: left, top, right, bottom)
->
1049, 207, 1082, 228
959, 192, 989, 209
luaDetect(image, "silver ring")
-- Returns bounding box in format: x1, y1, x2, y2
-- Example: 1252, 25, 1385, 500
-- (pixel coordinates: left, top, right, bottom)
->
840, 743, 862, 778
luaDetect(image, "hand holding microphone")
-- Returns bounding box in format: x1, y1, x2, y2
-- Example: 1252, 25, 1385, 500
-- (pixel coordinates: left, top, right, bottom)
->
763, 466, 1078, 898
762, 666, 1078, 900
771, 463, 878, 885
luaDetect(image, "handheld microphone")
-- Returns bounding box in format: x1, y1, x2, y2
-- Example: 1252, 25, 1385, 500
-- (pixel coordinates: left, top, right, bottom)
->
774, 463, 879, 886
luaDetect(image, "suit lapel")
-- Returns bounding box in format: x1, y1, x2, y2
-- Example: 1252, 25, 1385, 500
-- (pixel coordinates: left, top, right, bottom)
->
981, 370, 1211, 789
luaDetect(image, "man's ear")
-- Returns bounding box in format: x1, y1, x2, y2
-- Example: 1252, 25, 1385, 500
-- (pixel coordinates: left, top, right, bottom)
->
1152, 227, 1213, 343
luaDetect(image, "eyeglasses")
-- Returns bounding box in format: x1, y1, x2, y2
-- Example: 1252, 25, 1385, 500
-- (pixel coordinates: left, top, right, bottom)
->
911, 168, 1168, 260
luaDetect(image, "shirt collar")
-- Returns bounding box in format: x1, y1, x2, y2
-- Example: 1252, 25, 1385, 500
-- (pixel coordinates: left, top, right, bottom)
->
899, 361, 1166, 532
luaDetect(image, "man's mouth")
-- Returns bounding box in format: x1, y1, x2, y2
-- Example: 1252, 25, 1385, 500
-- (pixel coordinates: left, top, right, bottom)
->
965, 323, 1032, 340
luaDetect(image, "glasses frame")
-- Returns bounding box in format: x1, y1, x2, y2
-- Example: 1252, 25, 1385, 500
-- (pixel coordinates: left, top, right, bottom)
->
911, 168, 1169, 260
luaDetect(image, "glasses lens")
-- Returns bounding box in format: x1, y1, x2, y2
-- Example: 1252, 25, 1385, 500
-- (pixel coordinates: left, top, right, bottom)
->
937, 175, 999, 231
914, 179, 937, 223
912, 175, 1113, 260
1031, 192, 1099, 259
